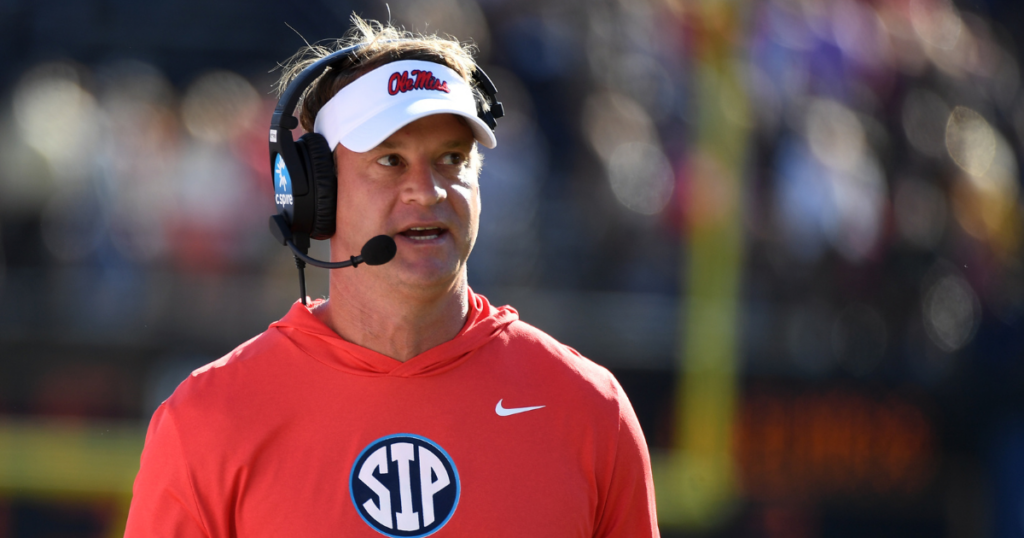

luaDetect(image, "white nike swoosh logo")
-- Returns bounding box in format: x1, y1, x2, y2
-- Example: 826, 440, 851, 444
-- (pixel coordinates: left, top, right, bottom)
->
495, 399, 545, 417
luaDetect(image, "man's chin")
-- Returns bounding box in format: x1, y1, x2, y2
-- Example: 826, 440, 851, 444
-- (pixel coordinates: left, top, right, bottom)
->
385, 257, 465, 292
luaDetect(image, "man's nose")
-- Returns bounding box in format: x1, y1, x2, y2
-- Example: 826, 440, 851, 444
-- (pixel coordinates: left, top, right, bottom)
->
400, 160, 446, 206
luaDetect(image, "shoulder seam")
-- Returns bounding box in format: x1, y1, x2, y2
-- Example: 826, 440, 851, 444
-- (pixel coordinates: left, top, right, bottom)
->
592, 381, 624, 534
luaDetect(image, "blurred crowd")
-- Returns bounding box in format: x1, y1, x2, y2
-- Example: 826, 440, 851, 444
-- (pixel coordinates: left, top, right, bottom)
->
0, 0, 1022, 536
2, 62, 271, 273
743, 0, 1022, 376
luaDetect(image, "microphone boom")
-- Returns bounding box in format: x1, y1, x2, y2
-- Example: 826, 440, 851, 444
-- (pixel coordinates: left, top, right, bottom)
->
286, 235, 396, 269
270, 216, 396, 304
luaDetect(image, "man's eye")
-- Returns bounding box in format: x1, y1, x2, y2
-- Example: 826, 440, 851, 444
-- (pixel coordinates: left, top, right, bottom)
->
440, 153, 465, 166
376, 154, 401, 167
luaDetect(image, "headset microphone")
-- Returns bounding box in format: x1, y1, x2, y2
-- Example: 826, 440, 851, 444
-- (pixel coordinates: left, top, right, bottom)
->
270, 215, 397, 304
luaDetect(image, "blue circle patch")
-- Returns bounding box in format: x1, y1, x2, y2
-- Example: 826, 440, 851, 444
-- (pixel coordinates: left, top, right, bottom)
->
350, 434, 460, 538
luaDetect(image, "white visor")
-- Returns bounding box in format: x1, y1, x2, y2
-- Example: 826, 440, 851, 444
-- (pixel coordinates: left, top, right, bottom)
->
313, 59, 497, 153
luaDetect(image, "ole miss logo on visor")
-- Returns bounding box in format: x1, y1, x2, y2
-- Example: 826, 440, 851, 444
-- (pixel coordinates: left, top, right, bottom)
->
388, 70, 450, 95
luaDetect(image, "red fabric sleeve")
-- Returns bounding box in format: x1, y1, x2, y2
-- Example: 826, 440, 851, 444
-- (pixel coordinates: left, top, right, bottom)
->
124, 403, 210, 538
593, 385, 660, 538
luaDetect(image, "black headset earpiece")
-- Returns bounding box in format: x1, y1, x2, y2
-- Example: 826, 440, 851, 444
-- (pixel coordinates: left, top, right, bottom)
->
269, 44, 365, 253
294, 132, 337, 240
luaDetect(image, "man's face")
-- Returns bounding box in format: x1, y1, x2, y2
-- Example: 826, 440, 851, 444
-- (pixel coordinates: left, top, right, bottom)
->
331, 113, 480, 290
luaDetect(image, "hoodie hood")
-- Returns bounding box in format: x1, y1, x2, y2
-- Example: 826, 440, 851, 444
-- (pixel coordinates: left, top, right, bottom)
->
269, 288, 518, 377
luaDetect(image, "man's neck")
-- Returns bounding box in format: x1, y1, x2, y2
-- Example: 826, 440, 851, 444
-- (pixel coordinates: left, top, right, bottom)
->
314, 274, 469, 363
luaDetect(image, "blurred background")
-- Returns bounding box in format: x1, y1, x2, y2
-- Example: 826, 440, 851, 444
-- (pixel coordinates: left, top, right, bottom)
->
0, 0, 1022, 536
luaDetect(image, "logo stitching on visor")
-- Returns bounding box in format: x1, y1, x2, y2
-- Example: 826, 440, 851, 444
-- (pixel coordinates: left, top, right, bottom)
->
387, 70, 450, 96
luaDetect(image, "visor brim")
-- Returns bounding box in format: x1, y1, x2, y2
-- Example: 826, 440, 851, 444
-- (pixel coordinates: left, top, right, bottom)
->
338, 99, 497, 153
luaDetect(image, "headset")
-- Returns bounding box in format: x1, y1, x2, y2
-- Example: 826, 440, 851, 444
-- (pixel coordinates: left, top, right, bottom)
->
267, 42, 504, 303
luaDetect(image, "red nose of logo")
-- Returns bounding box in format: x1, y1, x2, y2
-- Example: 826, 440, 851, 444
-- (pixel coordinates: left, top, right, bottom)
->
388, 70, 451, 95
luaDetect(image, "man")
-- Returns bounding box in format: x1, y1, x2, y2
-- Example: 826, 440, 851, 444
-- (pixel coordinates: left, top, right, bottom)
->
125, 17, 658, 538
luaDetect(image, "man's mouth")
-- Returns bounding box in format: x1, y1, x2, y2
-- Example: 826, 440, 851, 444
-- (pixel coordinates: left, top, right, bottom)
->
399, 226, 446, 241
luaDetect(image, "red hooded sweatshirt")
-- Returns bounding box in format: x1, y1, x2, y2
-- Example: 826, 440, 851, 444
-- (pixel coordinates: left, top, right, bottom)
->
125, 289, 658, 537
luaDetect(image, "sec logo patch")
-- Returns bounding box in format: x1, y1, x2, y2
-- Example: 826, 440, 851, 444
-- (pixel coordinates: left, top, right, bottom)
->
350, 434, 460, 537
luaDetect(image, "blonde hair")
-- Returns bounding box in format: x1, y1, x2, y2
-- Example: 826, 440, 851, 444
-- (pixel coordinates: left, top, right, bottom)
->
276, 15, 485, 133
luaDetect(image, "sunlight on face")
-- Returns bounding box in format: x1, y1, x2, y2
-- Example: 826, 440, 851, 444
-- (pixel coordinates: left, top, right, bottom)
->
330, 114, 482, 290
